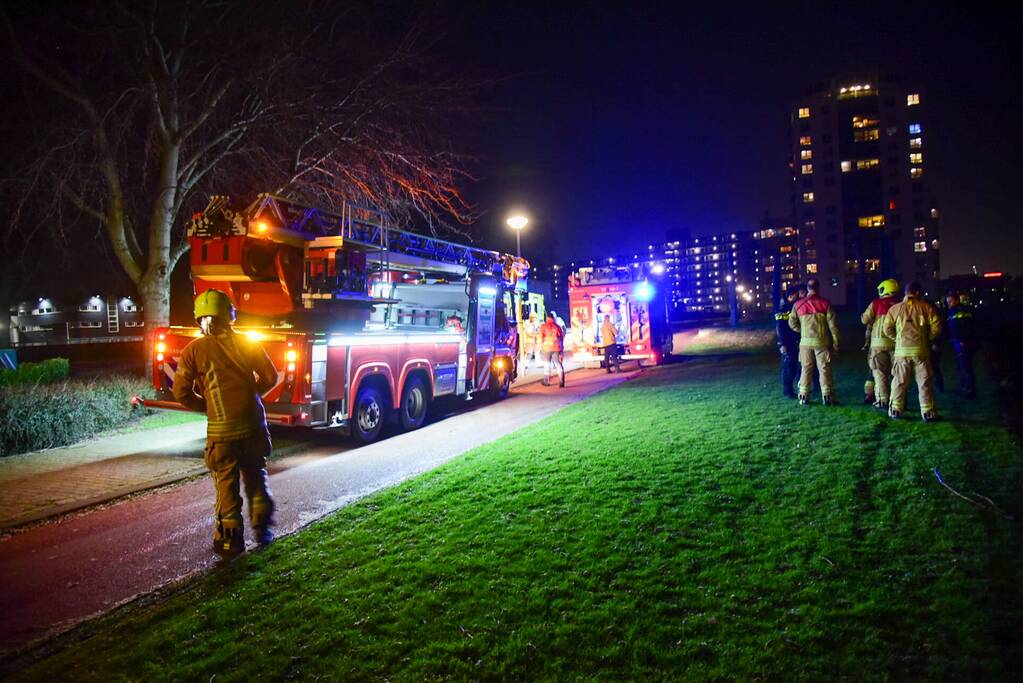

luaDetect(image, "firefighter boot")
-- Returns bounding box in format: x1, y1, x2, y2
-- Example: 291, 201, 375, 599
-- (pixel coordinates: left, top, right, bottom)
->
798, 395, 810, 405
213, 524, 245, 558
863, 379, 875, 405
251, 496, 276, 547
823, 395, 839, 406
873, 399, 889, 410
922, 411, 941, 423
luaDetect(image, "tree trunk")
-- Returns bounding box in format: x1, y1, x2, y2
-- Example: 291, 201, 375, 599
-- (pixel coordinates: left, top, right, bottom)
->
139, 271, 172, 380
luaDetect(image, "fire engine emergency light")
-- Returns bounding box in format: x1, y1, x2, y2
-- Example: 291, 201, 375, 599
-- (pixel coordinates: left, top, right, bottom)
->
634, 281, 655, 302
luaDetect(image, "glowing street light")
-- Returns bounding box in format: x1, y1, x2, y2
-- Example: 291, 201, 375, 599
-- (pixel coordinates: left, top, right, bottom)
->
506, 214, 528, 257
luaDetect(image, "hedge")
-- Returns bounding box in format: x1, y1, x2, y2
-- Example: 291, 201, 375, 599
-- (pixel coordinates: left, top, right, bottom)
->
0, 375, 153, 457
0, 358, 71, 387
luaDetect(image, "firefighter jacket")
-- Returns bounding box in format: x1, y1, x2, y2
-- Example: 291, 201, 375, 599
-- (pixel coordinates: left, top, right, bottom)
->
172, 331, 279, 442
860, 297, 897, 350
945, 304, 977, 344
788, 294, 839, 349
880, 295, 942, 358
540, 321, 564, 353
774, 301, 800, 350
599, 319, 618, 348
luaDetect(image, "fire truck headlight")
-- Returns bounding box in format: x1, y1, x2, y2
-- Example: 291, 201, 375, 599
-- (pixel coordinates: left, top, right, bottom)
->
286, 349, 298, 362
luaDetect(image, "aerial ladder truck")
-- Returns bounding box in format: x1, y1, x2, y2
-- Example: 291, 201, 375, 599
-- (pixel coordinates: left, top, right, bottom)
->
142, 193, 529, 444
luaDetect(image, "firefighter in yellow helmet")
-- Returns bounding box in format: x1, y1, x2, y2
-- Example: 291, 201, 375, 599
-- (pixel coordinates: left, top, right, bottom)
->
860, 278, 899, 408
172, 289, 279, 557
880, 281, 943, 421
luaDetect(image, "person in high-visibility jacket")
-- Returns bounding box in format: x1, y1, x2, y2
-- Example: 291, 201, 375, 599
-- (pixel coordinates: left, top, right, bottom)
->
172, 289, 279, 557
599, 314, 621, 374
880, 281, 943, 421
539, 312, 565, 387
860, 278, 899, 408
788, 277, 840, 405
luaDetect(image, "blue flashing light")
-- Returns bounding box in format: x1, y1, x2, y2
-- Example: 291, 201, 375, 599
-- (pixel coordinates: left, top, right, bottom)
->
634, 281, 655, 302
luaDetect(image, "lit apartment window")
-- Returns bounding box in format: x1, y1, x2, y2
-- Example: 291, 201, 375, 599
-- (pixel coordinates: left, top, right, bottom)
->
907, 93, 920, 106
914, 241, 927, 252
840, 160, 852, 173
931, 208, 939, 218
798, 107, 810, 118
799, 135, 812, 146
806, 263, 818, 273
803, 192, 814, 203
854, 128, 880, 142
932, 239, 940, 250
910, 167, 923, 179
856, 158, 880, 170
909, 123, 922, 134
801, 164, 813, 175
800, 149, 812, 160
909, 137, 922, 148
852, 116, 880, 129
857, 215, 886, 228
866, 259, 881, 271
914, 226, 927, 238
909, 152, 923, 164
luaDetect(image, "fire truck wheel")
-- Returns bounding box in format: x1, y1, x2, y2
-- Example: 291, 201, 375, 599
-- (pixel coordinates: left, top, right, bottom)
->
352, 385, 386, 444
399, 375, 429, 431
491, 366, 511, 400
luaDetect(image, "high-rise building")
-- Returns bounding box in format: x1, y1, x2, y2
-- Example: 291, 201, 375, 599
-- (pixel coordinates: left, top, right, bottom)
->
791, 75, 940, 308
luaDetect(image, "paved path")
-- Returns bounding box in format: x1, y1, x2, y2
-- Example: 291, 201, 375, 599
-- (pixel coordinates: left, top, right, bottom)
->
0, 366, 629, 653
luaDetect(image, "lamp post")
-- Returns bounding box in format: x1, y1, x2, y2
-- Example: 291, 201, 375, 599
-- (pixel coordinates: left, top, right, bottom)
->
506, 214, 528, 257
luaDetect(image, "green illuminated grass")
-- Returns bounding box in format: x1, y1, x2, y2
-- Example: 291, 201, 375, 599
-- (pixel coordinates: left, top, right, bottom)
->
10, 352, 1023, 680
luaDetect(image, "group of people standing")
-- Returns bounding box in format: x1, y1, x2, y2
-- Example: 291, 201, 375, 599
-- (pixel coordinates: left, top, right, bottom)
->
775, 277, 977, 421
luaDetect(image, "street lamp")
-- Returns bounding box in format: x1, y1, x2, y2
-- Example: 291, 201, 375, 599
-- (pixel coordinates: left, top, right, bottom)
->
506, 214, 528, 257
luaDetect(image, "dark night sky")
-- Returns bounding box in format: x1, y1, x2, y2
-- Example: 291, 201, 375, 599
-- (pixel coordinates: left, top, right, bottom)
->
455, 2, 1022, 276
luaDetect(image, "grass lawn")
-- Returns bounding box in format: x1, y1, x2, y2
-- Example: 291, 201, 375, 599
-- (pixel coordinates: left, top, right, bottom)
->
11, 351, 1023, 680
105, 409, 205, 435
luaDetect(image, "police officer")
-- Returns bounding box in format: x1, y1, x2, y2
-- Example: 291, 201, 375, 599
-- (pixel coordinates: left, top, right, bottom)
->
944, 290, 978, 398
172, 289, 279, 557
774, 283, 802, 398
881, 281, 942, 421
860, 278, 899, 408
788, 277, 840, 405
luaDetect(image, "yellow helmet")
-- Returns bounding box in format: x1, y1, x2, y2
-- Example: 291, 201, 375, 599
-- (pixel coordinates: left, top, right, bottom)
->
877, 278, 899, 298
193, 289, 235, 322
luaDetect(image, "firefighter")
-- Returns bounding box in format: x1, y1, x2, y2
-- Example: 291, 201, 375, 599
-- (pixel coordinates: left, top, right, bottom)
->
774, 282, 802, 398
540, 312, 566, 387
860, 278, 900, 408
600, 314, 621, 374
944, 290, 978, 398
881, 281, 943, 421
172, 289, 279, 557
523, 312, 541, 368
788, 277, 840, 405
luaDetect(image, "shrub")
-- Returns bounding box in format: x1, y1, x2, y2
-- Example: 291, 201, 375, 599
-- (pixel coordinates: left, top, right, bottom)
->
0, 357, 71, 387
0, 374, 153, 457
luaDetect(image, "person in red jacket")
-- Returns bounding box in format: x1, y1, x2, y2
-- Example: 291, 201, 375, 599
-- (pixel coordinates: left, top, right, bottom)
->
787, 278, 840, 405
539, 312, 565, 387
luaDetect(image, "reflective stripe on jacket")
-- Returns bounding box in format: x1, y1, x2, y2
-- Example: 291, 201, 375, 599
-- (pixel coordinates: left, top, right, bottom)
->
172, 331, 278, 441
880, 296, 942, 358
861, 297, 897, 350
774, 304, 800, 348
540, 321, 564, 353
788, 294, 839, 349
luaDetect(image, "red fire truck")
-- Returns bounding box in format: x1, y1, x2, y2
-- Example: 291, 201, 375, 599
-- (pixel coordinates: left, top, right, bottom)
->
143, 194, 527, 444
566, 264, 672, 367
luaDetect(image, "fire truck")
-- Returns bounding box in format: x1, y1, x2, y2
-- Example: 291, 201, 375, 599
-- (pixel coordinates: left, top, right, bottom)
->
142, 194, 528, 444
566, 264, 672, 367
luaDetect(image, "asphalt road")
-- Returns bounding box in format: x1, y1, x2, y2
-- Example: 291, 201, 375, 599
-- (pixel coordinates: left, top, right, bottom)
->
0, 368, 632, 654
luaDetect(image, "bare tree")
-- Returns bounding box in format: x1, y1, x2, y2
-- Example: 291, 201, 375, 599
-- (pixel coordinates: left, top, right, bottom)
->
3, 1, 479, 371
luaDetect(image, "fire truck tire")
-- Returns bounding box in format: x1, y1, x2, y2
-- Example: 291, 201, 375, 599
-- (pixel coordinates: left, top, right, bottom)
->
352, 385, 386, 445
490, 366, 511, 400
399, 375, 429, 431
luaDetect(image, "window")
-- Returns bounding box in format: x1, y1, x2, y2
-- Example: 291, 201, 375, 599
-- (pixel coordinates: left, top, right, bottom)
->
932, 239, 940, 250
805, 249, 817, 259
886, 126, 897, 137
803, 220, 816, 230
798, 107, 811, 118
799, 135, 812, 146
800, 149, 812, 160
909, 123, 922, 134
909, 137, 922, 148
841, 160, 853, 173
856, 158, 880, 170
852, 116, 880, 129
857, 215, 886, 228
914, 226, 927, 238
854, 128, 880, 142
806, 263, 818, 274
914, 241, 927, 252
910, 167, 924, 179
931, 208, 939, 218
801, 163, 813, 175
909, 152, 923, 164
907, 93, 920, 106
866, 259, 881, 272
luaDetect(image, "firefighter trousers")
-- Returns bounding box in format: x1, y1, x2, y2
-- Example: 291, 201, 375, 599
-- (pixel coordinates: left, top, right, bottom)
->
867, 348, 893, 402
890, 356, 937, 415
204, 432, 275, 542
798, 346, 833, 399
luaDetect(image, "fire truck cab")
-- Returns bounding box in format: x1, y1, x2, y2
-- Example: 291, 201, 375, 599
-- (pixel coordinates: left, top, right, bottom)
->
144, 194, 526, 444
566, 264, 672, 367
